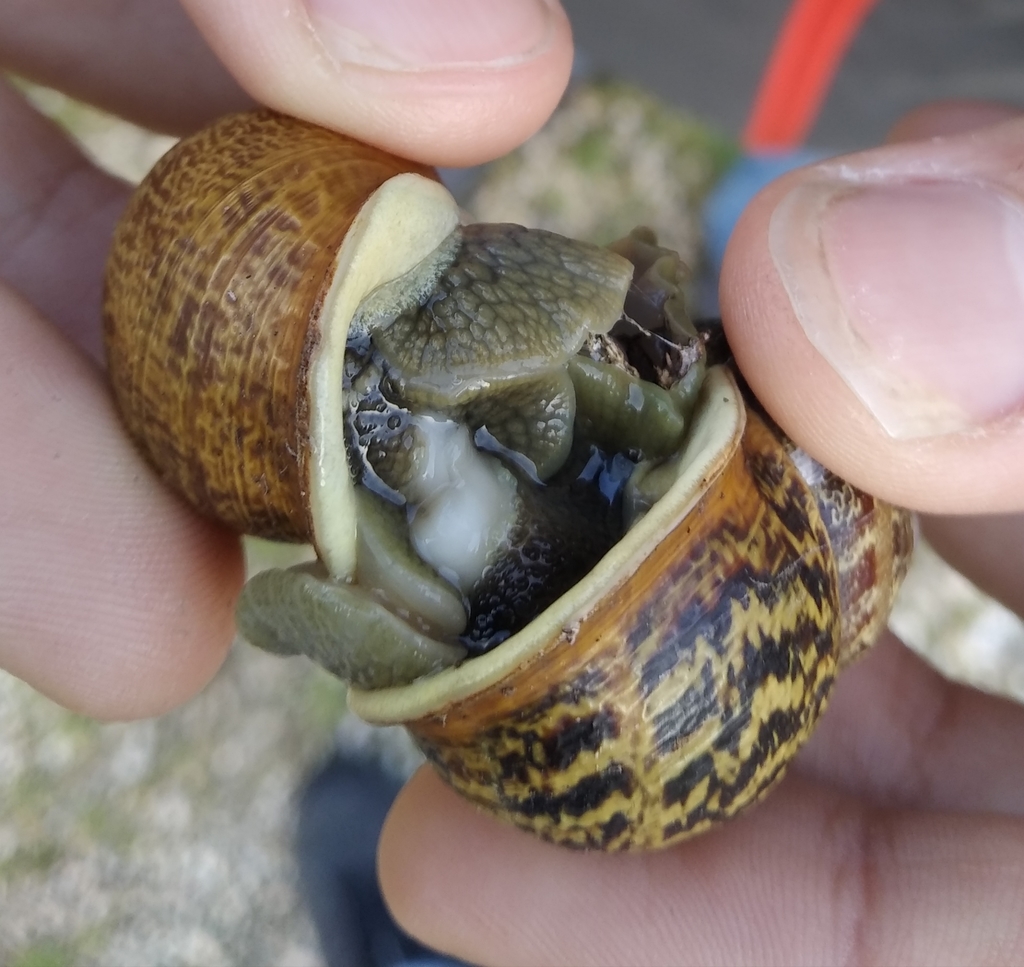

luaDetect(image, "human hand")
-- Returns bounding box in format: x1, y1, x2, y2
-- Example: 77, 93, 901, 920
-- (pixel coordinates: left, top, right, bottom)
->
378, 102, 1024, 965
0, 0, 572, 718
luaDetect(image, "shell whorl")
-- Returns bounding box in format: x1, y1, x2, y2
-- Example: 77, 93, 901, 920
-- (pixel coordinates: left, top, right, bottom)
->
103, 110, 436, 542
754, 402, 915, 667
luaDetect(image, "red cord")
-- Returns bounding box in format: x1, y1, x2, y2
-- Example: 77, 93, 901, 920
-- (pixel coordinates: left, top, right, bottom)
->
743, 0, 883, 151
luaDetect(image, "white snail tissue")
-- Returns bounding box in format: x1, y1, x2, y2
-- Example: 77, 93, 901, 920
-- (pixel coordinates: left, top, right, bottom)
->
406, 415, 518, 594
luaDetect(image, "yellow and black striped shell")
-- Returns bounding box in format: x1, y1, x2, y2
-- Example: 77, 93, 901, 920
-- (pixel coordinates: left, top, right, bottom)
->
349, 377, 912, 849
103, 109, 913, 852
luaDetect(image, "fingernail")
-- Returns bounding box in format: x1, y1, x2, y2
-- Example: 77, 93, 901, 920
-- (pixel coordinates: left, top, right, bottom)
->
770, 175, 1024, 437
304, 0, 556, 70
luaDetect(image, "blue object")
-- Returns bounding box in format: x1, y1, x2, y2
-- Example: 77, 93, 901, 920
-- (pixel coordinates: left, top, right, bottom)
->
701, 149, 829, 279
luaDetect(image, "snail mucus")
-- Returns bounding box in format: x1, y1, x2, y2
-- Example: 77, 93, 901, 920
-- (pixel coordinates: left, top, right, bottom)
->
104, 110, 914, 851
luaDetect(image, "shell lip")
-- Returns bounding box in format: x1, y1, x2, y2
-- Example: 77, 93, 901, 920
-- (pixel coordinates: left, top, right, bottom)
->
305, 173, 461, 579
347, 364, 746, 725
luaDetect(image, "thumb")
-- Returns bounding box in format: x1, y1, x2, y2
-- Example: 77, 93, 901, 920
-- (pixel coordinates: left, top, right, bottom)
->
178, 0, 573, 166
721, 108, 1024, 514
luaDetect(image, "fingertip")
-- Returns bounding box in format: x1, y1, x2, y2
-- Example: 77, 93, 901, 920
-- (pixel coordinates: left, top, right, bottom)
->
0, 285, 246, 721
379, 768, 504, 957
4, 457, 245, 723
378, 767, 441, 909
182, 0, 574, 165
720, 173, 903, 494
720, 114, 1024, 514
78, 511, 245, 722
377, 768, 436, 923
379, 768, 605, 964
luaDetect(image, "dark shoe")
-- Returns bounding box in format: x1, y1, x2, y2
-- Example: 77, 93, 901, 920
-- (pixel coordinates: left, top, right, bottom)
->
297, 752, 466, 967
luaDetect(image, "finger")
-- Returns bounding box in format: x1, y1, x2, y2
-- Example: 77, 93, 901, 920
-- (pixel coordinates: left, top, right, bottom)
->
0, 0, 252, 134
887, 99, 1024, 143
720, 106, 1024, 513
179, 0, 574, 165
380, 768, 1024, 967
0, 79, 127, 362
1, 0, 572, 166
0, 284, 243, 719
795, 634, 1024, 815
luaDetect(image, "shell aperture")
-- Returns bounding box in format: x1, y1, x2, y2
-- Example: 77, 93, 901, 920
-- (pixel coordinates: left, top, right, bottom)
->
239, 226, 706, 686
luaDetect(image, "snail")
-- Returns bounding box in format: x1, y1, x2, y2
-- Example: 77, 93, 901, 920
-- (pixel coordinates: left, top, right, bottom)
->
103, 109, 914, 851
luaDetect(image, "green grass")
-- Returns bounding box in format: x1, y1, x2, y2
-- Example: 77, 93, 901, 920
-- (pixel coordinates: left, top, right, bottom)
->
9, 940, 75, 967
299, 670, 349, 733
0, 841, 63, 879
79, 803, 136, 853
570, 129, 615, 172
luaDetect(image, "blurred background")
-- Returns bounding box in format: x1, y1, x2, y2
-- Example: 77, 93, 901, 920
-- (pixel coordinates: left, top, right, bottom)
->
3, 2, 1024, 964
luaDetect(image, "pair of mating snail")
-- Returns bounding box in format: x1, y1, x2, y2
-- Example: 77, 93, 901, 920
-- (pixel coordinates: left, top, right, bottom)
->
104, 110, 913, 851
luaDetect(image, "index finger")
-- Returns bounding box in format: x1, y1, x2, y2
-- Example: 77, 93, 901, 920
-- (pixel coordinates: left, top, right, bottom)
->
0, 0, 252, 134
181, 0, 573, 164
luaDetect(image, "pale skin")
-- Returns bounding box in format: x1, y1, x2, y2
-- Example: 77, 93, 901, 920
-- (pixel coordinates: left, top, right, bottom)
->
1, 1, 1023, 964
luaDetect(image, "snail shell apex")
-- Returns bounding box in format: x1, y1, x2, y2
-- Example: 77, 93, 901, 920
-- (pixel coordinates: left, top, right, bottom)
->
102, 110, 914, 851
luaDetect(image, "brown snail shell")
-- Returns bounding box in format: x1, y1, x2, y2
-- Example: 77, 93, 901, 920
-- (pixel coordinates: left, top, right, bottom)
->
103, 109, 914, 851
104, 109, 458, 574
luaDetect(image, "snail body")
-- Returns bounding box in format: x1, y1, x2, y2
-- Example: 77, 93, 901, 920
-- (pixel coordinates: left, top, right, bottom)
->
104, 110, 913, 850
